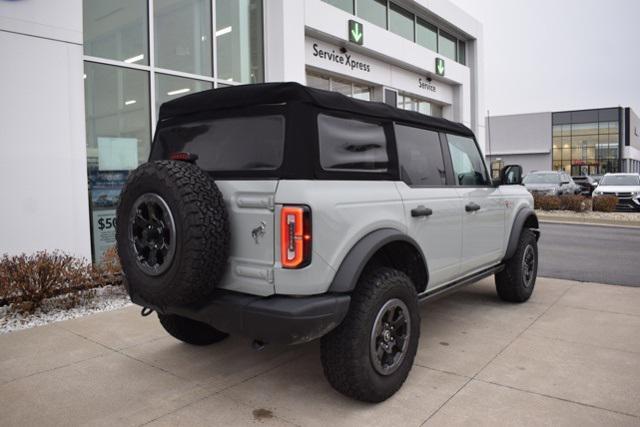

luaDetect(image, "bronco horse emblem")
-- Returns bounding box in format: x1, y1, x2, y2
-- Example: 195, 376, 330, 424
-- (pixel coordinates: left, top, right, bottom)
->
251, 221, 266, 244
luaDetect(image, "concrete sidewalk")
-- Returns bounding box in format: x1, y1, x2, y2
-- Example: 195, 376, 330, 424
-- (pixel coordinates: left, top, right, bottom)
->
1, 277, 639, 426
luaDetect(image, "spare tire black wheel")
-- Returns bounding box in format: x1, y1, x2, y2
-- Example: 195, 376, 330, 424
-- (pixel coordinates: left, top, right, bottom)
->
116, 160, 230, 308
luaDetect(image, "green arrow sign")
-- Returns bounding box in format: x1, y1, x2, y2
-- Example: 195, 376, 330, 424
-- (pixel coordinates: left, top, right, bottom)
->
435, 58, 445, 76
349, 20, 363, 45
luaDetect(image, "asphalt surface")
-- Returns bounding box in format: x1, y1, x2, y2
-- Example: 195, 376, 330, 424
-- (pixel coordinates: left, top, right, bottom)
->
538, 222, 640, 287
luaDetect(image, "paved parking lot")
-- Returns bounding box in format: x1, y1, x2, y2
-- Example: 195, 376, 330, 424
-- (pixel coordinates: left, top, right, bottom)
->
1, 277, 639, 426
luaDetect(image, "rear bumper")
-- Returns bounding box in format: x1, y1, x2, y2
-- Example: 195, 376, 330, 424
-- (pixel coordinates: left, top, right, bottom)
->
131, 291, 350, 345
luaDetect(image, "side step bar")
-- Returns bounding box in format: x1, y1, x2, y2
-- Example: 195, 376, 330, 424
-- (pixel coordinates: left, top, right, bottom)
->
418, 264, 504, 303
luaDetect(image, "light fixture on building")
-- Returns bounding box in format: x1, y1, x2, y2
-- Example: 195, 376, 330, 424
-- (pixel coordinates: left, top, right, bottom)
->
215, 26, 232, 37
167, 88, 191, 96
125, 99, 137, 105
124, 54, 145, 64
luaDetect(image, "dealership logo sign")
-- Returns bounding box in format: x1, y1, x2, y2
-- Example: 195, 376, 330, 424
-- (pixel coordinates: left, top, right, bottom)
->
349, 20, 363, 45
435, 58, 445, 76
312, 43, 371, 72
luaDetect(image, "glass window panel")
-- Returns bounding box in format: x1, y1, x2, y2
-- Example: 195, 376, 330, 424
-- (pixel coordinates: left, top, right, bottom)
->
155, 74, 213, 118
438, 31, 457, 60
83, 0, 148, 64
417, 101, 430, 115
397, 94, 406, 110
553, 149, 562, 161
154, 115, 285, 171
322, 0, 354, 14
561, 124, 571, 136
552, 126, 562, 137
416, 18, 437, 51
84, 62, 150, 171
458, 40, 466, 64
552, 136, 561, 148
357, 0, 387, 28
608, 121, 619, 135
353, 84, 372, 101
216, 0, 264, 84
332, 78, 352, 97
154, 0, 212, 75
552, 161, 562, 171
306, 72, 330, 90
447, 134, 489, 185
430, 104, 443, 118
389, 3, 414, 41
598, 121, 609, 135
395, 125, 447, 186
318, 115, 388, 172
84, 62, 150, 262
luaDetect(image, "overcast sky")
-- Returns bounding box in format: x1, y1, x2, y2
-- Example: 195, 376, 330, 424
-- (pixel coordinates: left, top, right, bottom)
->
448, 0, 640, 116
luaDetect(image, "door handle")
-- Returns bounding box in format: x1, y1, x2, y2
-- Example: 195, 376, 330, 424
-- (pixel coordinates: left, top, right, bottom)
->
465, 202, 481, 212
411, 206, 433, 217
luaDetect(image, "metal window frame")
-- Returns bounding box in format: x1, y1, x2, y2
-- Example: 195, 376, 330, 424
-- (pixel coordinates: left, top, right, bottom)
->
83, 0, 264, 135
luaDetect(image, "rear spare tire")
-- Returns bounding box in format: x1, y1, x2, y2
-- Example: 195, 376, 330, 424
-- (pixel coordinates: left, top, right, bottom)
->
116, 160, 230, 308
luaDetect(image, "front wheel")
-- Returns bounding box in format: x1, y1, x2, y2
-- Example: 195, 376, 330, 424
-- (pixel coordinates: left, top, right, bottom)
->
495, 228, 538, 302
320, 267, 420, 403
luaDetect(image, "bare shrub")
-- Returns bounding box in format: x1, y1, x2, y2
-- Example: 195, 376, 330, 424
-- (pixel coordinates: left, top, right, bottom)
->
559, 195, 589, 212
0, 248, 124, 314
533, 195, 561, 211
592, 195, 619, 212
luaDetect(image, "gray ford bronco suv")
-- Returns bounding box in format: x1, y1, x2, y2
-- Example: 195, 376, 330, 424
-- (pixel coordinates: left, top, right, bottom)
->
116, 82, 539, 402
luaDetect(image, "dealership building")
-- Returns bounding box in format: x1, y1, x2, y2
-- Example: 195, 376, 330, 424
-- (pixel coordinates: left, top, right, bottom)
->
485, 108, 640, 178
0, 0, 483, 262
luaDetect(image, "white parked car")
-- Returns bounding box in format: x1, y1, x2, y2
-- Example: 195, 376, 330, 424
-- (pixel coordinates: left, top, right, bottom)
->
593, 173, 640, 211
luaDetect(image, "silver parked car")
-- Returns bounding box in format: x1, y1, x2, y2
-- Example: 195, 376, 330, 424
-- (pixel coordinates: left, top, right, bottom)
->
523, 171, 581, 196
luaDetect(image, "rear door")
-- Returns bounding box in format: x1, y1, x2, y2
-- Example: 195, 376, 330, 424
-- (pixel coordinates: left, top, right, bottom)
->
215, 181, 278, 296
394, 124, 463, 289
444, 133, 506, 275
152, 113, 287, 296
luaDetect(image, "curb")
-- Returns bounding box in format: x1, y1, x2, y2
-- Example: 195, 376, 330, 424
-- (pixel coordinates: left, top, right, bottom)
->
538, 218, 640, 229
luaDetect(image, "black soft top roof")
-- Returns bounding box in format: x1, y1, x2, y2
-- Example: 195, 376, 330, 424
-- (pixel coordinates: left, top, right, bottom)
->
158, 82, 474, 137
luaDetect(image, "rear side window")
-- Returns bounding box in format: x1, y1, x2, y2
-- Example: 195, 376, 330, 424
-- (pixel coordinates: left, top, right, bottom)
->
156, 115, 285, 171
446, 134, 490, 186
318, 114, 388, 172
395, 125, 447, 186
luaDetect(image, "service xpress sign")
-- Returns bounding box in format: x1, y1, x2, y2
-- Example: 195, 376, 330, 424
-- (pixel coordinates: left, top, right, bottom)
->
311, 43, 371, 72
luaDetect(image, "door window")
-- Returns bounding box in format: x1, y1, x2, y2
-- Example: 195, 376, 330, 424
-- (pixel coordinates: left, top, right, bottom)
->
395, 125, 447, 186
446, 134, 490, 186
318, 114, 388, 172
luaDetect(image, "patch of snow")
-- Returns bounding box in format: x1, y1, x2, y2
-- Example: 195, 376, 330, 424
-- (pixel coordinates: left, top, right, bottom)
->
0, 286, 132, 334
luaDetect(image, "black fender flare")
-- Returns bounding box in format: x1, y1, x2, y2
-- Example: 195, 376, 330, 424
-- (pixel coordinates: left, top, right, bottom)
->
504, 207, 540, 260
328, 228, 428, 293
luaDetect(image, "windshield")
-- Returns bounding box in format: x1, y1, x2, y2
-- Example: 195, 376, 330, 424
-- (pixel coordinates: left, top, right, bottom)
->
599, 175, 640, 186
523, 173, 559, 184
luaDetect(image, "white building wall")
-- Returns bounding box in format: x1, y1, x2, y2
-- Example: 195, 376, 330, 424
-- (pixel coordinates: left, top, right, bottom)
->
0, 0, 91, 259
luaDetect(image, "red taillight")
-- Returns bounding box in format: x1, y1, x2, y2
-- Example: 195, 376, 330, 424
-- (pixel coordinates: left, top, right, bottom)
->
280, 206, 311, 269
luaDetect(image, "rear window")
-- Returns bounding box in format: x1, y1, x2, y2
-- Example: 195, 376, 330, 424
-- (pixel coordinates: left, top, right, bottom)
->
318, 114, 388, 172
155, 115, 285, 171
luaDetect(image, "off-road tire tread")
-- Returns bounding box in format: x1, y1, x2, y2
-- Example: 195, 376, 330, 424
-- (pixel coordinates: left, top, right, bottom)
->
158, 313, 228, 345
116, 160, 230, 308
320, 267, 419, 402
495, 228, 537, 303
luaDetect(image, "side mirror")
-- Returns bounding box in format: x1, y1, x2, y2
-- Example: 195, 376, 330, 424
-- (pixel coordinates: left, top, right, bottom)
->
499, 165, 523, 185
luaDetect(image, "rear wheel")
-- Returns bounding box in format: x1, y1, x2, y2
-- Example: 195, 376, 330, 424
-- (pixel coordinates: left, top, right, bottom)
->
495, 228, 538, 302
158, 313, 228, 346
320, 267, 420, 402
